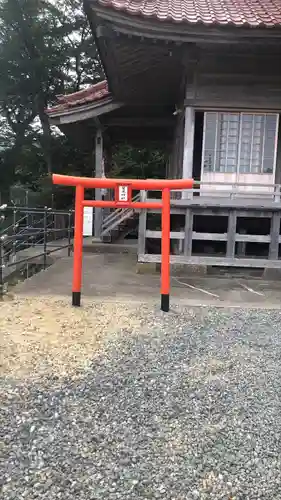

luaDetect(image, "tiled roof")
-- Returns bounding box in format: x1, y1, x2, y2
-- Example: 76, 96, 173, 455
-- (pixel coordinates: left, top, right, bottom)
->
96, 0, 281, 27
47, 81, 110, 115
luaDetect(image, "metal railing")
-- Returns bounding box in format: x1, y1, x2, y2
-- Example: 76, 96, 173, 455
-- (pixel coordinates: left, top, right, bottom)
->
0, 204, 74, 296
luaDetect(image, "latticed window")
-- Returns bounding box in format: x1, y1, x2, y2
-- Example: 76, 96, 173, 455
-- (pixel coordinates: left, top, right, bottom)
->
202, 112, 279, 174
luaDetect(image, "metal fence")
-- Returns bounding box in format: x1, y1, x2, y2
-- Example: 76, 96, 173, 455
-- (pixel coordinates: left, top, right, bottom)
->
0, 204, 74, 296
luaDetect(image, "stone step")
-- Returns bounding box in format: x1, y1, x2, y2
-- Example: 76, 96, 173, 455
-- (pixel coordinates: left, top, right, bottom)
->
83, 238, 138, 255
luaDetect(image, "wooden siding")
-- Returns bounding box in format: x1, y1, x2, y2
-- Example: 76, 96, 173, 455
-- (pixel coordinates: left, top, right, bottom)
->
168, 111, 184, 180
200, 172, 277, 194
185, 50, 281, 110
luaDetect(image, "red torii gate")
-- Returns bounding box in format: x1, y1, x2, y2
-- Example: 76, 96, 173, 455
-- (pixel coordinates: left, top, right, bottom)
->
52, 174, 193, 312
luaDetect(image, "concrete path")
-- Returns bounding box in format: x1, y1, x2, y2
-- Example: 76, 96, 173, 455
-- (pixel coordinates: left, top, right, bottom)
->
15, 253, 281, 309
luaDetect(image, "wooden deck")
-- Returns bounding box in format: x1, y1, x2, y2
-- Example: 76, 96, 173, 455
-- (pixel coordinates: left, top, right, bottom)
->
138, 186, 281, 269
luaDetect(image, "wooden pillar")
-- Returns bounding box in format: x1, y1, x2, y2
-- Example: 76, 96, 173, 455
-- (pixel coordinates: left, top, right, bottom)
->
94, 128, 103, 239
274, 114, 281, 201
226, 210, 237, 259
184, 208, 193, 256
182, 106, 195, 199
237, 228, 246, 258
269, 211, 280, 260
271, 116, 281, 254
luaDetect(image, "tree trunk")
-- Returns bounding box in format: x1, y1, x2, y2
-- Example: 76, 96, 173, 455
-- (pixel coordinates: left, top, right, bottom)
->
36, 95, 53, 175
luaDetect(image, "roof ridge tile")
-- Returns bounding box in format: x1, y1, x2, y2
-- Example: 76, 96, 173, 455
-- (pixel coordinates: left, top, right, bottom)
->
96, 0, 281, 27
47, 81, 110, 115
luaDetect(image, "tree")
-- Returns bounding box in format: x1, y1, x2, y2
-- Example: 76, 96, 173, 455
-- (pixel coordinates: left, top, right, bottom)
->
0, 0, 103, 183
0, 0, 62, 173
110, 144, 167, 180
54, 0, 103, 91
0, 0, 164, 207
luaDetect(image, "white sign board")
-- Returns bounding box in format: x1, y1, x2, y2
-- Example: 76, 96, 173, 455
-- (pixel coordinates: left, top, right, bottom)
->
118, 185, 129, 202
83, 207, 93, 236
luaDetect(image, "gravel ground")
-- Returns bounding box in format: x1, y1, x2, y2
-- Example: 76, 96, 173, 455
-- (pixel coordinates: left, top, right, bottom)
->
1, 298, 281, 499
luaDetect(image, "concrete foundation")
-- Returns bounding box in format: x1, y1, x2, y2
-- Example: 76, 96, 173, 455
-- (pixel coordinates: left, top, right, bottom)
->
137, 262, 207, 277
84, 238, 137, 255
136, 262, 157, 274
263, 267, 281, 280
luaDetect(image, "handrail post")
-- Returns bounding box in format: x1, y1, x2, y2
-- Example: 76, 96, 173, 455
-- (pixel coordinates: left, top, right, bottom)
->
43, 207, 47, 269
12, 208, 17, 263
67, 210, 72, 257
0, 235, 5, 298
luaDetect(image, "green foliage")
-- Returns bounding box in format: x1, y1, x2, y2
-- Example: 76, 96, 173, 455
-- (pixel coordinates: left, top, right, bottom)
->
110, 144, 167, 180
0, 0, 103, 195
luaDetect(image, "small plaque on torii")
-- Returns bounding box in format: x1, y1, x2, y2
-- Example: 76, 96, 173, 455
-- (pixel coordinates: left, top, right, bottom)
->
115, 184, 132, 205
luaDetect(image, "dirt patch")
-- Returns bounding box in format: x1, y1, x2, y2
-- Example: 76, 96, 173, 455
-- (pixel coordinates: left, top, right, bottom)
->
0, 295, 141, 380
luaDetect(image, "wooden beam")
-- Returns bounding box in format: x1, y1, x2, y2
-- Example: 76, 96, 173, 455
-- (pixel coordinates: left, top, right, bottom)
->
55, 101, 123, 125
138, 254, 281, 268
145, 230, 273, 243
235, 234, 270, 243
226, 211, 237, 258
185, 96, 281, 112
94, 128, 103, 238
269, 212, 280, 260
198, 73, 281, 82
274, 114, 281, 187
148, 196, 281, 211
146, 230, 184, 239
134, 205, 281, 218
190, 208, 274, 218
182, 106, 195, 196
184, 208, 193, 256
104, 117, 175, 127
